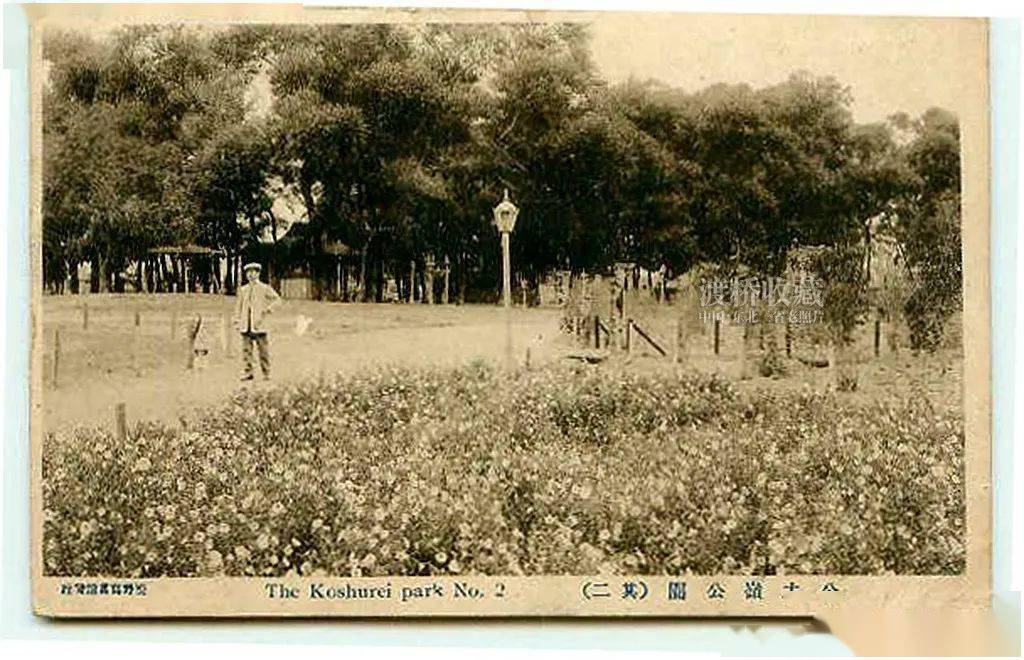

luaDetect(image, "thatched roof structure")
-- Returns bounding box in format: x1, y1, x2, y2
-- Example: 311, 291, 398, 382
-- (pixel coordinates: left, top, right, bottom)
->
148, 244, 222, 256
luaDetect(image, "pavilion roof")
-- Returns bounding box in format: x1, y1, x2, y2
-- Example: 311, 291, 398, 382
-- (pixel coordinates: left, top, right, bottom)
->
323, 239, 352, 256
148, 244, 221, 256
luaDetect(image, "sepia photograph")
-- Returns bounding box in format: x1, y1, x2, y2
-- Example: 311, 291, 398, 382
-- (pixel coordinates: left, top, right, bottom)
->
28, 6, 992, 618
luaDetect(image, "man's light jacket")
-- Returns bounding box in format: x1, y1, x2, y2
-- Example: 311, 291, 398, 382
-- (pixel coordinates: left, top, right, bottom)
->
235, 280, 281, 334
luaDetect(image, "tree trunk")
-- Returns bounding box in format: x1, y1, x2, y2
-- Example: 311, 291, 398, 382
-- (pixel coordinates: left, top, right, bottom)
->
457, 253, 466, 305
204, 258, 212, 294
159, 255, 169, 292
224, 254, 233, 295
212, 256, 221, 294
359, 248, 370, 303
442, 256, 450, 305
375, 257, 384, 303
170, 256, 181, 293
89, 254, 99, 293
98, 254, 109, 293
409, 260, 416, 303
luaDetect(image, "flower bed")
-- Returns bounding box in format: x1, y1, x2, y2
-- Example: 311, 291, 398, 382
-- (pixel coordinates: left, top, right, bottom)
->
43, 362, 964, 577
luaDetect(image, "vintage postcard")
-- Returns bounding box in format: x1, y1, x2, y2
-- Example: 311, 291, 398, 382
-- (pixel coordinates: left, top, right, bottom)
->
27, 4, 992, 627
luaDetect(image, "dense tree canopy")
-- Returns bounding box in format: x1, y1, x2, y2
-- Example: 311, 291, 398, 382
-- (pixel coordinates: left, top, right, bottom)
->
43, 22, 962, 314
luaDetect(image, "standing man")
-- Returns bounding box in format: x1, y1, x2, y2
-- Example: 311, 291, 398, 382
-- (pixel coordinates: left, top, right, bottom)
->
235, 262, 281, 381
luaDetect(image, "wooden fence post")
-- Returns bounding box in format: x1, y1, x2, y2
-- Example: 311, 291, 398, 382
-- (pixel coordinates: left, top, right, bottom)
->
131, 313, 139, 376
52, 327, 60, 388
625, 319, 633, 354
221, 313, 233, 357
132, 308, 141, 375
739, 324, 750, 380
631, 321, 666, 357
827, 342, 837, 391
874, 319, 881, 357
785, 321, 792, 358
713, 319, 721, 356
115, 402, 127, 441
673, 317, 682, 364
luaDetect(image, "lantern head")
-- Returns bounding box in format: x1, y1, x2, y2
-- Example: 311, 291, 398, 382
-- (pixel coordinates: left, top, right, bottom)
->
492, 188, 519, 234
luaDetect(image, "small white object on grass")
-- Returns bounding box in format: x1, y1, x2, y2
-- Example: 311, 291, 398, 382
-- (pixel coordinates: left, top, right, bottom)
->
295, 315, 313, 336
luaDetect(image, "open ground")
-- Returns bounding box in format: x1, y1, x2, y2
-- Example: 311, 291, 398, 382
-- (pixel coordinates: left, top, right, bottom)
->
41, 295, 966, 578
41, 294, 962, 434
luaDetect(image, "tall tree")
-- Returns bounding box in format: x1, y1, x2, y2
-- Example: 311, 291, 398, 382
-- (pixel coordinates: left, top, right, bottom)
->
43, 25, 257, 291
890, 108, 963, 350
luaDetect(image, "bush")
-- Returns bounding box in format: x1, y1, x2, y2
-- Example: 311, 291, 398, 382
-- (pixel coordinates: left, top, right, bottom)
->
758, 340, 788, 378
905, 285, 960, 352
43, 363, 964, 577
899, 192, 963, 352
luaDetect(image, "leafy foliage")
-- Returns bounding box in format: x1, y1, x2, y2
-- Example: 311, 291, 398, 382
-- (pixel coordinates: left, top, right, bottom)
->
43, 22, 962, 344
44, 363, 964, 577
890, 109, 963, 351
43, 25, 255, 291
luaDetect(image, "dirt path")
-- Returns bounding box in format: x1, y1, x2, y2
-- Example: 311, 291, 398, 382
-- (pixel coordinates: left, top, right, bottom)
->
41, 295, 962, 433
43, 310, 565, 432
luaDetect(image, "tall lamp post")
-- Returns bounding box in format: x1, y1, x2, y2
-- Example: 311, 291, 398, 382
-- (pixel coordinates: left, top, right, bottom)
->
492, 189, 519, 309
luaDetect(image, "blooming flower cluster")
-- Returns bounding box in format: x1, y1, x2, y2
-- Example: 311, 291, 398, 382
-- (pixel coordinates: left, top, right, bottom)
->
43, 362, 964, 577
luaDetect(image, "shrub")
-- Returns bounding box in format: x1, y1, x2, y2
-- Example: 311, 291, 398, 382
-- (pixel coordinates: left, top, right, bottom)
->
758, 341, 788, 378
43, 363, 964, 577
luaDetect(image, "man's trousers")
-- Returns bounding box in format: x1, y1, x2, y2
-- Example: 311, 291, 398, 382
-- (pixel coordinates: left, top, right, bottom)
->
241, 332, 270, 378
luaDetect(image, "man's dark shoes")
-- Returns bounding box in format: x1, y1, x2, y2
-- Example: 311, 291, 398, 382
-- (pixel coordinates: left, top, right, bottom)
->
240, 374, 254, 381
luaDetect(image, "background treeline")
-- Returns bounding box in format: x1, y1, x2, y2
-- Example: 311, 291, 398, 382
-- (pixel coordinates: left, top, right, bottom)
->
42, 23, 962, 345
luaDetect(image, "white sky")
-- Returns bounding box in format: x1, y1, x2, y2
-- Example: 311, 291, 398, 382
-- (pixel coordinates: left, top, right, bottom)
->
587, 13, 987, 123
